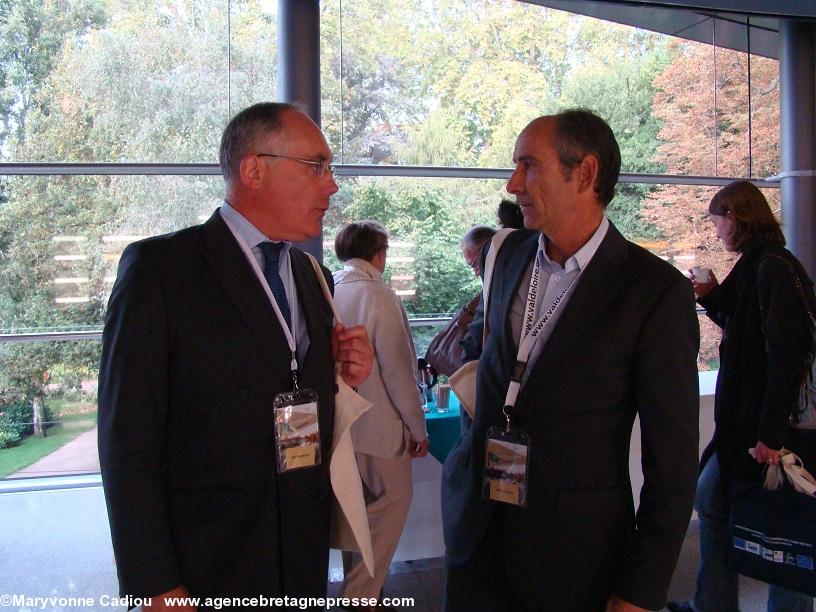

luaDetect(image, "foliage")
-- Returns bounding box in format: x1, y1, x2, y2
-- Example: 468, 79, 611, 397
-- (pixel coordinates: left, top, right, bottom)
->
0, 0, 782, 427
0, 411, 21, 448
324, 178, 482, 314
644, 41, 779, 368
0, 0, 107, 145
0, 398, 33, 436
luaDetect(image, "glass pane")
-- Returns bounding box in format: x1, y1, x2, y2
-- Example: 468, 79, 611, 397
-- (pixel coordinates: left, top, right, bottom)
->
229, 0, 279, 114
0, 175, 224, 332
653, 40, 779, 179
0, 340, 101, 479
322, 0, 680, 175
324, 176, 508, 316
0, 1, 279, 164
714, 47, 751, 177
653, 40, 718, 176
644, 183, 726, 370
750, 56, 780, 179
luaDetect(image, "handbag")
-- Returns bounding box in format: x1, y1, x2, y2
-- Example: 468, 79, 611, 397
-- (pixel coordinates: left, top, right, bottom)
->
761, 254, 816, 430
305, 254, 374, 578
424, 293, 480, 377
449, 228, 515, 419
725, 449, 816, 596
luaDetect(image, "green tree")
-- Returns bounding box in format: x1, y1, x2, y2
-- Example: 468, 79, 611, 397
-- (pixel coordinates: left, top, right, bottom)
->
0, 0, 276, 440
0, 0, 107, 146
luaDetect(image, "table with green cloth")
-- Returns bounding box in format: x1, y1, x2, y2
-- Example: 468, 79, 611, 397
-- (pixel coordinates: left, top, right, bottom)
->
424, 391, 462, 463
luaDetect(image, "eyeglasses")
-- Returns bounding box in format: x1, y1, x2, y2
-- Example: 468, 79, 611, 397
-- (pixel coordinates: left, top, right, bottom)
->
256, 153, 335, 177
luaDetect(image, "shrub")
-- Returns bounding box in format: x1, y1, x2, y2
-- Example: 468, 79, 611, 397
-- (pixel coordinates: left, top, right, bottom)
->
0, 412, 22, 449
0, 400, 34, 437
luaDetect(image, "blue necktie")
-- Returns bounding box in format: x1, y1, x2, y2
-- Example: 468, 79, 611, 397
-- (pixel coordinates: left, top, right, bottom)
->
259, 242, 292, 330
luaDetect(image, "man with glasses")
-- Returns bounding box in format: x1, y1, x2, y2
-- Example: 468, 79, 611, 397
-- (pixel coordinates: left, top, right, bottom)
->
98, 102, 373, 609
461, 225, 497, 277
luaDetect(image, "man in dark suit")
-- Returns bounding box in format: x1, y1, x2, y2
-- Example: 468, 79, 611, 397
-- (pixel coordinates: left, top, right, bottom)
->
98, 102, 373, 610
442, 109, 700, 612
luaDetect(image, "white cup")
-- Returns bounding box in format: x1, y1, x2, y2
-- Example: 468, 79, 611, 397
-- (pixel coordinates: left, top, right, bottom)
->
691, 267, 712, 282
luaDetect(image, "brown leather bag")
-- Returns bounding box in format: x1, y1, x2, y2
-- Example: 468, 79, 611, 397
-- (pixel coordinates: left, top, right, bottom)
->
424, 294, 480, 377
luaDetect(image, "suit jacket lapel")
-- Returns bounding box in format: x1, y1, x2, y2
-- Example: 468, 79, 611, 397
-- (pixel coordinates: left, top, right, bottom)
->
516, 223, 629, 405
198, 209, 291, 387
494, 232, 540, 367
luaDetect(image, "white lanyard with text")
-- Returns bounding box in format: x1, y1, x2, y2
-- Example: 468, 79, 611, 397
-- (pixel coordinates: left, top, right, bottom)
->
481, 254, 583, 507
502, 253, 583, 422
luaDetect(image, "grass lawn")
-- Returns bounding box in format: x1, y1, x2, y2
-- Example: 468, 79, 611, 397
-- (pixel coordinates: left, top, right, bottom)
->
0, 406, 97, 479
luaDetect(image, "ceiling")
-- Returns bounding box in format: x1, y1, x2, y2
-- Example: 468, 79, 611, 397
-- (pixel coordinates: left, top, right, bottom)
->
524, 0, 816, 58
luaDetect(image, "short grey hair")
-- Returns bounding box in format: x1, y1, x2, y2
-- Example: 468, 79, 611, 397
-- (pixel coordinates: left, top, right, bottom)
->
461, 225, 496, 251
219, 102, 300, 183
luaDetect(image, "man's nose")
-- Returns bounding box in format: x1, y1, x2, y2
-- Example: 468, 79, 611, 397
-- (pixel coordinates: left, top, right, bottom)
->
326, 174, 339, 195
506, 167, 524, 194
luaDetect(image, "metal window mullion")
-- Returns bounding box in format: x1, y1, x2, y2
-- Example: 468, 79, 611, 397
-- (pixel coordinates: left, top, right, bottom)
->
0, 163, 781, 187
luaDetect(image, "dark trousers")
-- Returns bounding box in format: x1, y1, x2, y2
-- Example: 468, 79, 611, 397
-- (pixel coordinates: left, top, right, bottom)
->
444, 507, 537, 612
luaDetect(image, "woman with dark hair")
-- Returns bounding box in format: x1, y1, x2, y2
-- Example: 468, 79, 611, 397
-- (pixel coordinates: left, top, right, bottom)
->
332, 220, 429, 609
669, 181, 816, 612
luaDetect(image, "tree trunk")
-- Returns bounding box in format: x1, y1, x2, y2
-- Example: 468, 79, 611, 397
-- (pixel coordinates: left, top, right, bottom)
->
32, 396, 45, 438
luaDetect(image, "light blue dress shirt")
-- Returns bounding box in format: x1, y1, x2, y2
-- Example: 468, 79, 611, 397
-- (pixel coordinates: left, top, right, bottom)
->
220, 201, 310, 361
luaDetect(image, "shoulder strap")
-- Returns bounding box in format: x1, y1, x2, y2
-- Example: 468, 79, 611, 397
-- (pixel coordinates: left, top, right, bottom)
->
481, 228, 516, 345
760, 254, 815, 324
305, 253, 344, 326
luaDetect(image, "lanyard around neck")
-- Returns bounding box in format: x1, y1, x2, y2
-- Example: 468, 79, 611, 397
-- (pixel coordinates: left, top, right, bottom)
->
222, 215, 299, 377
503, 254, 582, 413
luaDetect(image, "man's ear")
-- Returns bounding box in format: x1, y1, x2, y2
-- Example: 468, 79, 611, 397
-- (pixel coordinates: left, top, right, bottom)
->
575, 154, 599, 195
239, 155, 264, 190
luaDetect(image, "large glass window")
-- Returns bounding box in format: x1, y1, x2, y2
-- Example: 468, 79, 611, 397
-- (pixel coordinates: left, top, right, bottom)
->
2, 0, 277, 164
321, 1, 779, 179
0, 0, 781, 482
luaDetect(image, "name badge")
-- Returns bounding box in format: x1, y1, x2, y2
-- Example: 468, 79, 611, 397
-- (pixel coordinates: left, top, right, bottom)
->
274, 388, 322, 473
482, 426, 530, 507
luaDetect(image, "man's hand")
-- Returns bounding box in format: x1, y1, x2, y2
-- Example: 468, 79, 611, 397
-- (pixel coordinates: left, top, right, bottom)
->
605, 595, 648, 612
143, 586, 196, 611
753, 440, 782, 465
332, 323, 373, 388
410, 439, 429, 458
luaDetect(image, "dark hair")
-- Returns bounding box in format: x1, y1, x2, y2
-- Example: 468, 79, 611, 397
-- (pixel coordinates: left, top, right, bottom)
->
461, 225, 497, 251
497, 199, 524, 229
708, 180, 785, 252
219, 102, 299, 183
552, 108, 621, 207
334, 220, 390, 262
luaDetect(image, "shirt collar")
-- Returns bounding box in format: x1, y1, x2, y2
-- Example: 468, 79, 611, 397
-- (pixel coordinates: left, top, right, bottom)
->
220, 200, 290, 253
538, 214, 609, 272
342, 257, 384, 282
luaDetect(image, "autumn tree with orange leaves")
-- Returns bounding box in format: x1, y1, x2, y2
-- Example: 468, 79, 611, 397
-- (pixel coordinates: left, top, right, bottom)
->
645, 41, 780, 368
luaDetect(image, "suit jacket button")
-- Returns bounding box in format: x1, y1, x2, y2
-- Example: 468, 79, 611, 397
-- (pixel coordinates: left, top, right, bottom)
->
238, 387, 250, 399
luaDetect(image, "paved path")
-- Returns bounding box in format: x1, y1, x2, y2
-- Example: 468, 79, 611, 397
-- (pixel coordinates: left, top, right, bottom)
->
8, 425, 100, 478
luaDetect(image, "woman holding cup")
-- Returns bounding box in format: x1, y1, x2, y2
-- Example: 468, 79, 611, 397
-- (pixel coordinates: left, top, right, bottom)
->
670, 181, 816, 611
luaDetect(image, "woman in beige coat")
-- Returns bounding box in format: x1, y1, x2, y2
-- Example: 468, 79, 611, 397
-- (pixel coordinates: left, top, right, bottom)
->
332, 220, 428, 608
